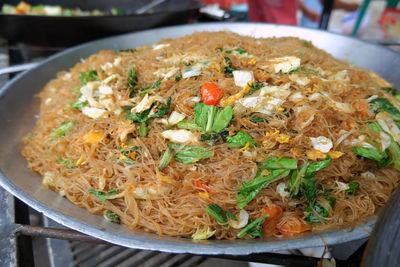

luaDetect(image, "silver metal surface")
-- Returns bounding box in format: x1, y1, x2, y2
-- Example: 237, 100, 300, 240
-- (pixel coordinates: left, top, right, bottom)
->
0, 23, 399, 255
135, 0, 168, 14
0, 187, 17, 267
0, 62, 39, 76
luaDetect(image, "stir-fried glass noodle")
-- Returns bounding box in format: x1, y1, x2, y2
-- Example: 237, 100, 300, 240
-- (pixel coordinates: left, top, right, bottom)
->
22, 31, 400, 240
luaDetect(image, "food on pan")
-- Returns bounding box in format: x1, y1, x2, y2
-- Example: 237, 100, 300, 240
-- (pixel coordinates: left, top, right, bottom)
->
22, 31, 400, 240
1, 1, 122, 16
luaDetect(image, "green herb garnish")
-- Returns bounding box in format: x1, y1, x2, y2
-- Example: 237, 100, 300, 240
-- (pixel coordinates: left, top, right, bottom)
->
345, 181, 360, 195
175, 74, 182, 81
50, 121, 74, 139
169, 143, 212, 164
304, 203, 328, 224
79, 70, 98, 86
57, 157, 77, 169
226, 131, 259, 148
125, 97, 172, 136
71, 93, 88, 109
224, 56, 236, 74
127, 67, 138, 95
88, 188, 119, 206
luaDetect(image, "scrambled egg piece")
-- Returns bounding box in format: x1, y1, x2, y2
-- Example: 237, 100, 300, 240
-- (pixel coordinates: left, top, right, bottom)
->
81, 132, 103, 144
307, 150, 326, 161
276, 134, 291, 144
328, 151, 344, 159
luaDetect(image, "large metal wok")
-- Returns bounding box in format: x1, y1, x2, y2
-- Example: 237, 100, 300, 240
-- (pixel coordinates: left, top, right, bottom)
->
0, 23, 399, 255
0, 0, 203, 46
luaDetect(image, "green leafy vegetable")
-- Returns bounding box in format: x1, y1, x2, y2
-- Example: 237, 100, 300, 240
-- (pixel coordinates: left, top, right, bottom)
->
57, 157, 77, 169
204, 204, 235, 224
195, 103, 216, 132
368, 121, 383, 133
237, 169, 290, 209
125, 97, 172, 136
158, 147, 174, 170
345, 181, 360, 195
369, 98, 400, 121
226, 131, 259, 148
366, 122, 400, 170
352, 147, 389, 161
177, 119, 204, 131
237, 216, 268, 238
126, 108, 151, 123
306, 155, 332, 175
104, 210, 120, 223
79, 70, 98, 86
381, 87, 398, 95
151, 97, 172, 118
288, 156, 332, 200
170, 143, 212, 164
139, 122, 148, 137
175, 74, 182, 81
212, 106, 234, 132
71, 93, 88, 109
302, 173, 318, 203
285, 157, 334, 224
237, 157, 297, 209
258, 157, 297, 170
289, 68, 300, 74
88, 188, 119, 206
304, 203, 328, 224
193, 103, 234, 133
326, 197, 336, 207
71, 87, 79, 93
199, 131, 229, 142
50, 121, 74, 138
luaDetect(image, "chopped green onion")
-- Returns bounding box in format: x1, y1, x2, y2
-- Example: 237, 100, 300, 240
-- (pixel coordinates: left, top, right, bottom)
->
237, 216, 268, 238
159, 147, 174, 170
104, 210, 120, 223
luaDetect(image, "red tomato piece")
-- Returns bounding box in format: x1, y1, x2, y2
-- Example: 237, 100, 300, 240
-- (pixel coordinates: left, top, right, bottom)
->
201, 82, 224, 105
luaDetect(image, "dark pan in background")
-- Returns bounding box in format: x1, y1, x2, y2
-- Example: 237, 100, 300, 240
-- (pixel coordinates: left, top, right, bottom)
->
0, 0, 203, 46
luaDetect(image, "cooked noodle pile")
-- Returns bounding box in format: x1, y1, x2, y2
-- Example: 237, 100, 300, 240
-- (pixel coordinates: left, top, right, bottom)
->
22, 31, 400, 240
